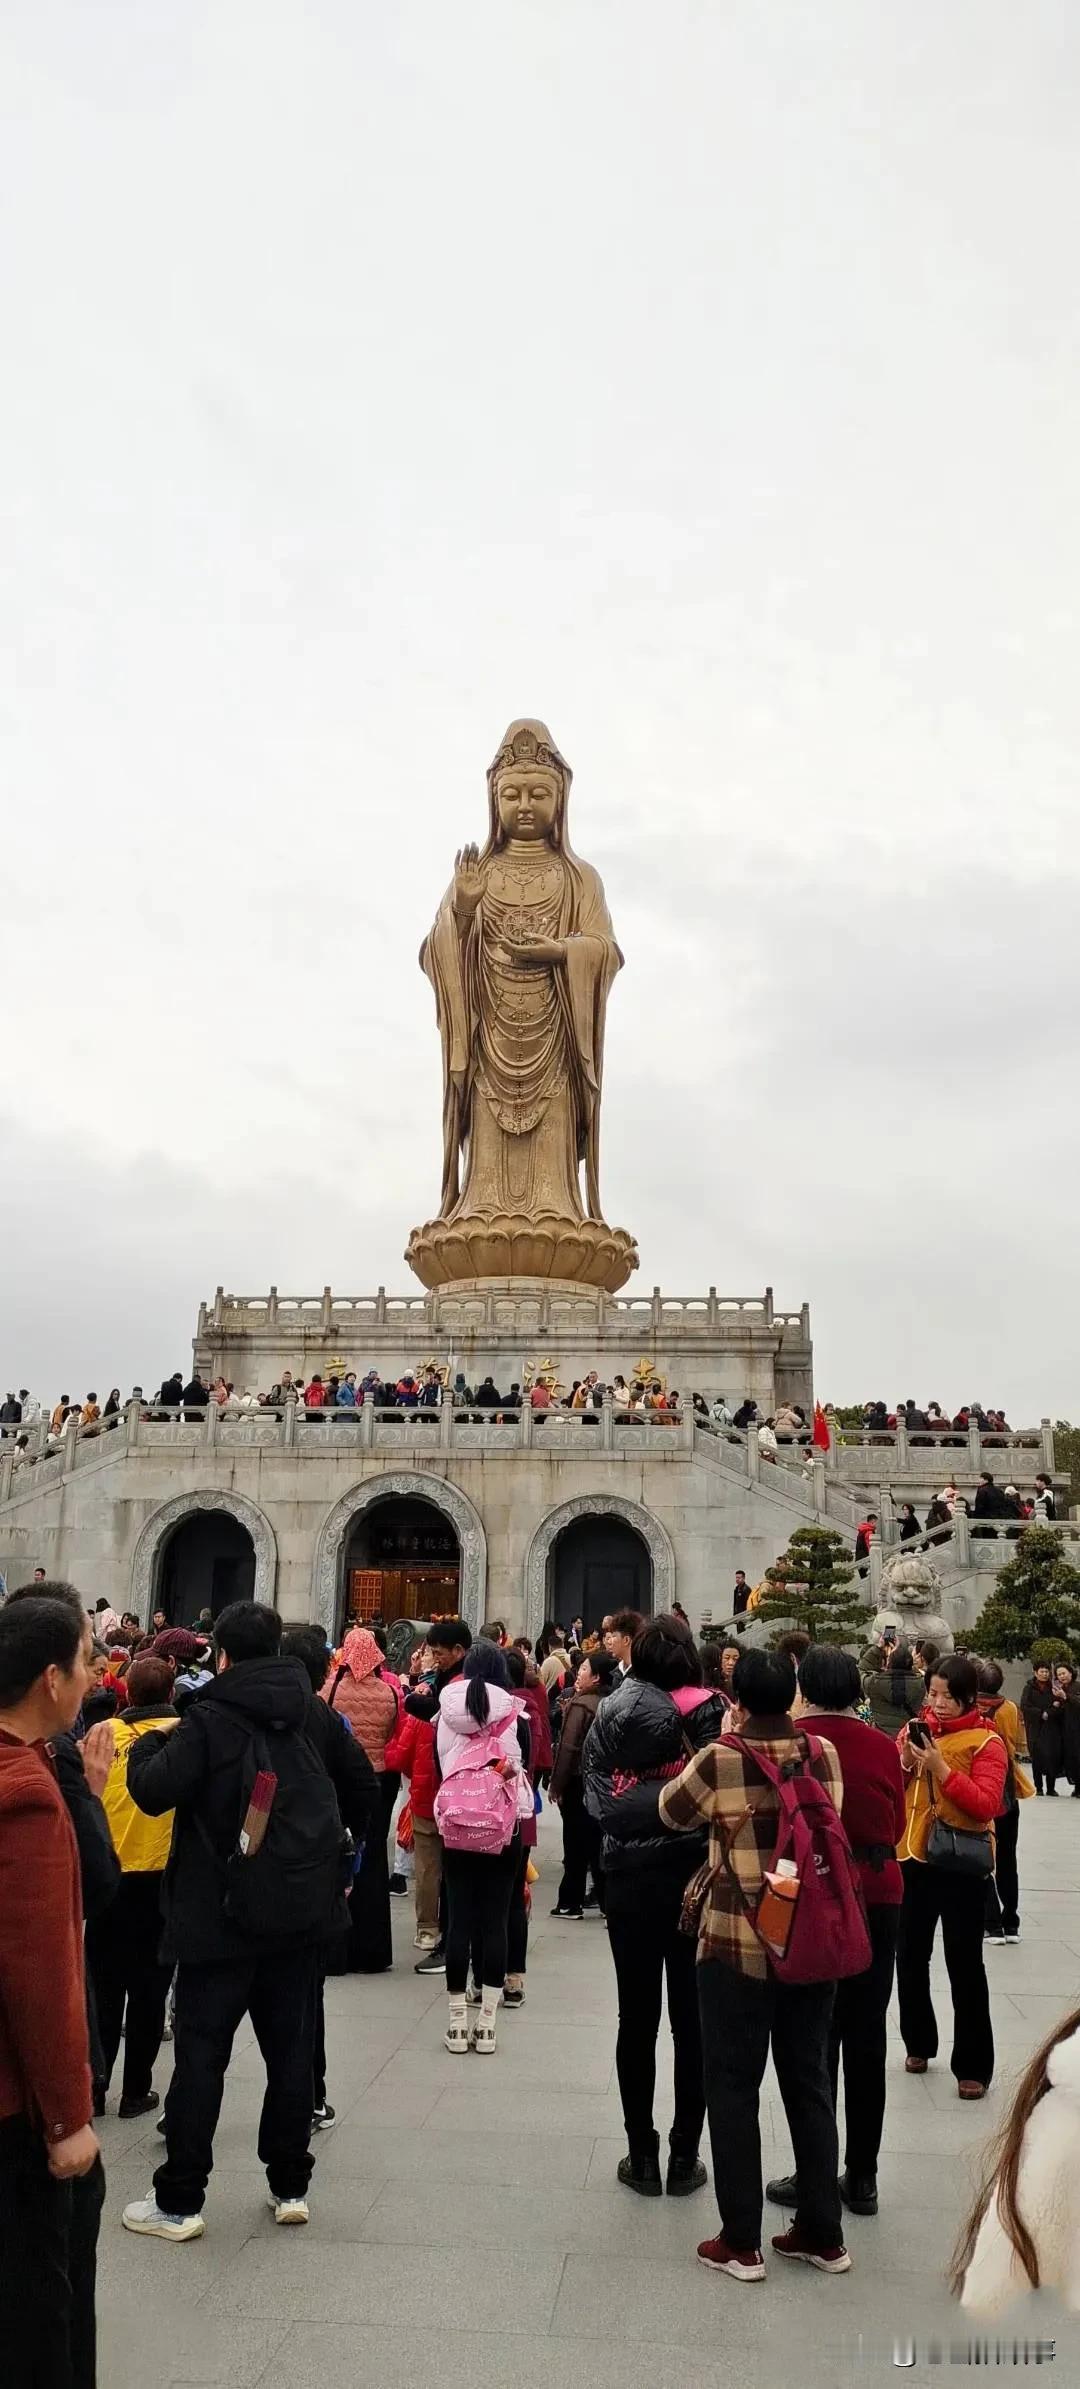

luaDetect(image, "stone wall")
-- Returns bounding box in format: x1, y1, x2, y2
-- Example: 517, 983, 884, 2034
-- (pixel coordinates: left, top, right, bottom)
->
192, 1279, 814, 1417
0, 1432, 828, 1642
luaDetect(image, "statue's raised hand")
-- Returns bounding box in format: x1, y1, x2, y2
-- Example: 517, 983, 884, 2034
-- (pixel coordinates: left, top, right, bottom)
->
453, 843, 484, 923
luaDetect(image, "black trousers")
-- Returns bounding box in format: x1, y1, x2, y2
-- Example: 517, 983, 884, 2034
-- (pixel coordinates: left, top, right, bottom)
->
0, 2116, 105, 2389
154, 1946, 318, 2215
984, 1805, 1020, 1938
557, 1779, 603, 1911
827, 1902, 900, 2179
471, 1836, 530, 1983
443, 1843, 517, 1994
897, 1860, 994, 2086
313, 1960, 328, 2109
605, 1868, 705, 2162
85, 1872, 172, 2102
507, 1839, 529, 1977
698, 1960, 840, 2253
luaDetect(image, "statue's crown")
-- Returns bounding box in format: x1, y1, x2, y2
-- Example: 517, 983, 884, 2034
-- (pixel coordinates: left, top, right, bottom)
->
494, 724, 563, 775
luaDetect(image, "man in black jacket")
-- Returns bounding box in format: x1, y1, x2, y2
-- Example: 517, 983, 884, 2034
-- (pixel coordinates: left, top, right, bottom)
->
122, 1601, 337, 2241
281, 1626, 379, 2128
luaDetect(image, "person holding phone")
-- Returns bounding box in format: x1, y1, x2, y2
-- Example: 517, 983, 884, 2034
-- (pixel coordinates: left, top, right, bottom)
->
896, 1655, 1007, 2100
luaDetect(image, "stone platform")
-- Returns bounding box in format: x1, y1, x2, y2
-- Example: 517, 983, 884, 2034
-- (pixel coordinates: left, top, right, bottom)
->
96, 1799, 1080, 2389
194, 1280, 815, 1419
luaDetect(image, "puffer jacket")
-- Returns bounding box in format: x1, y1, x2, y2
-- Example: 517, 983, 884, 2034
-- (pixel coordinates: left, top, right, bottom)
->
384, 1705, 438, 1821
583, 1677, 727, 1876
102, 1706, 179, 1871
324, 1664, 399, 1770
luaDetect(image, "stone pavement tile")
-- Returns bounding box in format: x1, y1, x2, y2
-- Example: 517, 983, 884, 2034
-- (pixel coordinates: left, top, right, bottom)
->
98, 2311, 290, 2389
322, 2074, 448, 2131
355, 2175, 710, 2259
201, 2238, 565, 2329
1003, 1990, 1080, 2027
253, 2320, 834, 2389
320, 1973, 443, 2020
96, 2162, 264, 2305
430, 2083, 625, 2135
304, 2118, 597, 2187
550, 2249, 922, 2347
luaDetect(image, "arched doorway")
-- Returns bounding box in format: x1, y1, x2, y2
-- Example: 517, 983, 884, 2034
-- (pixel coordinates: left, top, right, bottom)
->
158, 1511, 256, 1627
523, 1495, 675, 1646
131, 1491, 277, 1627
311, 1473, 486, 1640
341, 1495, 460, 1635
550, 1512, 652, 1637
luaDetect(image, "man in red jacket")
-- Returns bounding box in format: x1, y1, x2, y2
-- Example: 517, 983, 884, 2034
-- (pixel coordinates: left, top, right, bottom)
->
0, 1594, 102, 2389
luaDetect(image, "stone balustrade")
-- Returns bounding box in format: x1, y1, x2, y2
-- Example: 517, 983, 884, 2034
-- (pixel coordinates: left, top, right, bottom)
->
196, 1282, 812, 1340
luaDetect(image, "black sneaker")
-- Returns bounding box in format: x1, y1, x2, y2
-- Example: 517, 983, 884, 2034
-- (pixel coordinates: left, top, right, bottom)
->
666, 2153, 707, 2196
118, 2091, 160, 2120
389, 1873, 409, 1896
550, 1905, 584, 1919
502, 1984, 525, 2009
310, 2103, 337, 2133
765, 2172, 798, 2207
414, 1946, 447, 1975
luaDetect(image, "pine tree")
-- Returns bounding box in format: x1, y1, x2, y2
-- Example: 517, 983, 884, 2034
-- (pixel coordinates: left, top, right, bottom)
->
755, 1525, 872, 1649
965, 1526, 1080, 1663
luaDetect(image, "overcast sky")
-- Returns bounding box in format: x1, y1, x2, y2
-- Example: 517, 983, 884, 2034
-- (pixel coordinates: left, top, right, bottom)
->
3, 3, 1078, 1420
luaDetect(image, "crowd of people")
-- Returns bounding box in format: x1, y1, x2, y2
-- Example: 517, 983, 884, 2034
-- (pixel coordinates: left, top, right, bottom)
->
4, 1569, 1075, 2386
851, 1472, 1058, 1563
0, 1370, 694, 1448
840, 1399, 1022, 1445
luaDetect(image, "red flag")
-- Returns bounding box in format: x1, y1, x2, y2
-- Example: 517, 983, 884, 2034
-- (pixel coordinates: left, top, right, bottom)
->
812, 1401, 830, 1451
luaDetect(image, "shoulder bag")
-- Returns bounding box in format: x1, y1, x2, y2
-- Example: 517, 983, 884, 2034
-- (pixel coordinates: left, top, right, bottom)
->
924, 1774, 993, 1878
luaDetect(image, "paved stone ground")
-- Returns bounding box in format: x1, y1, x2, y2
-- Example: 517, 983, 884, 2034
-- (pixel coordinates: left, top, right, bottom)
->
97, 1801, 1080, 2389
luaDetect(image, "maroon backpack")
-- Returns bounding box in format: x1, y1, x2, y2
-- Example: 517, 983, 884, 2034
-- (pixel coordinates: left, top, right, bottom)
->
721, 1733, 872, 1985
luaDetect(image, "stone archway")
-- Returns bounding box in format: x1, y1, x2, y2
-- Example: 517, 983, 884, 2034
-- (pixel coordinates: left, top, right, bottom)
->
523, 1494, 675, 1647
131, 1490, 278, 1624
311, 1473, 487, 1640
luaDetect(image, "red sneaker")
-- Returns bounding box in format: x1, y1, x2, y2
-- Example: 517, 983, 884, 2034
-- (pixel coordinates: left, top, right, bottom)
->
771, 2225, 851, 2274
697, 2235, 766, 2283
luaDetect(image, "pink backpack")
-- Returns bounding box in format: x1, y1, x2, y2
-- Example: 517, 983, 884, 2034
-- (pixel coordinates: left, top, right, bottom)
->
434, 1723, 519, 1855
722, 1733, 872, 1985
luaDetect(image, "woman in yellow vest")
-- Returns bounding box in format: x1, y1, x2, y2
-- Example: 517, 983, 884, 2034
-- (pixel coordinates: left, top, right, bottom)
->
84, 1654, 177, 2118
896, 1652, 1007, 2102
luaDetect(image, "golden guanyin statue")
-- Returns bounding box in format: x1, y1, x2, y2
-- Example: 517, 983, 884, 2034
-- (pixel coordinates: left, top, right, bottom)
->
406, 719, 637, 1292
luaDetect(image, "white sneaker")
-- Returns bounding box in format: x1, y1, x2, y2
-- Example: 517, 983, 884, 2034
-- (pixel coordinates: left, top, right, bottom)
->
444, 2019, 471, 2054
414, 1930, 440, 1949
268, 2194, 309, 2225
122, 2196, 204, 2242
472, 2019, 497, 2055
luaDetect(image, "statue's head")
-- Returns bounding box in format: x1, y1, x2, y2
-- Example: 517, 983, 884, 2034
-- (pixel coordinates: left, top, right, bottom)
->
486, 719, 572, 851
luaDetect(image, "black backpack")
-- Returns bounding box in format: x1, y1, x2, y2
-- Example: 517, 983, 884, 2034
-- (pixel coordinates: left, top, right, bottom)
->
203, 1718, 345, 1941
